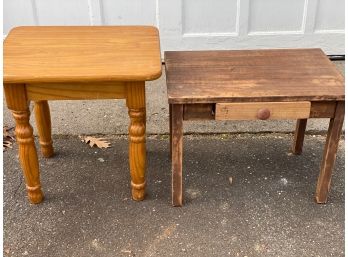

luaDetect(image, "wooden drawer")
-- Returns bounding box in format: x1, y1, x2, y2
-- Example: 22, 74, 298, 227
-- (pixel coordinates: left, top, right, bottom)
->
215, 102, 311, 120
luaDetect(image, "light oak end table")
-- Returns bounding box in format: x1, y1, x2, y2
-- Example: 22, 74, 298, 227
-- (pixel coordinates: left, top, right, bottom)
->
165, 49, 344, 206
4, 26, 162, 204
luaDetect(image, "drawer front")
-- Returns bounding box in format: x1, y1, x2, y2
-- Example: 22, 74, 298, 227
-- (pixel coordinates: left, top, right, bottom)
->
215, 102, 311, 120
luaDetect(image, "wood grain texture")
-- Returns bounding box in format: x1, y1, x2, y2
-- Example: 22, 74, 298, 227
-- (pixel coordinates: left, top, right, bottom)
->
27, 83, 126, 100
292, 119, 307, 155
4, 26, 161, 204
4, 84, 44, 204
34, 101, 54, 157
126, 82, 147, 201
215, 102, 310, 120
4, 84, 28, 110
181, 102, 337, 121
169, 104, 173, 157
183, 104, 215, 120
316, 101, 345, 203
171, 104, 184, 207
165, 49, 344, 104
310, 101, 336, 118
4, 26, 162, 83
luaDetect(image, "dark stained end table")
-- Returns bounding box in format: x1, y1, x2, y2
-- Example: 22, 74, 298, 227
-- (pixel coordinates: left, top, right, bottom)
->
165, 49, 344, 206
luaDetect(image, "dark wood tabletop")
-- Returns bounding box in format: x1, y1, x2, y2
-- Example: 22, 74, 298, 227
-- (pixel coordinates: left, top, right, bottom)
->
165, 49, 344, 104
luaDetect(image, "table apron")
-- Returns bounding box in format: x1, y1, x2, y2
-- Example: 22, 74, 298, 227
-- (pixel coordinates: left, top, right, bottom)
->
26, 82, 126, 100
182, 101, 338, 121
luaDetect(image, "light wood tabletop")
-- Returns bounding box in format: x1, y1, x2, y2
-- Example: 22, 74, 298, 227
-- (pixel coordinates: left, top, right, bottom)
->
165, 49, 344, 104
4, 26, 162, 84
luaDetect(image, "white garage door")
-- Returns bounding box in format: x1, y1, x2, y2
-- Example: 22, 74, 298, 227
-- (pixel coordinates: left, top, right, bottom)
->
4, 0, 345, 55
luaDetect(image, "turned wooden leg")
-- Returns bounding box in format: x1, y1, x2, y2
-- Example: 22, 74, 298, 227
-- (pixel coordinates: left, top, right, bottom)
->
4, 84, 44, 204
315, 101, 344, 203
34, 100, 54, 157
126, 82, 147, 201
171, 104, 183, 206
292, 119, 307, 155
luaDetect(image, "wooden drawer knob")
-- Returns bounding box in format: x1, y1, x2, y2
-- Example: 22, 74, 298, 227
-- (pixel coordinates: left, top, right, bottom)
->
257, 108, 271, 120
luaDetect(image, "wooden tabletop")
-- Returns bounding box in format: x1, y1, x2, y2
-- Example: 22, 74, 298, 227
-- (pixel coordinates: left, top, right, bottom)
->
165, 49, 344, 104
4, 26, 162, 84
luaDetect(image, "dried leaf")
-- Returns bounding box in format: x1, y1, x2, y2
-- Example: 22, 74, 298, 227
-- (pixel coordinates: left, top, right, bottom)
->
3, 126, 15, 140
3, 126, 15, 152
3, 141, 13, 148
3, 126, 10, 138
79, 136, 111, 149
